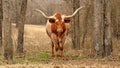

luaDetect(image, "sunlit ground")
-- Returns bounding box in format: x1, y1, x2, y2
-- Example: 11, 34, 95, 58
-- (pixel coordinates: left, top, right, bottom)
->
0, 24, 119, 68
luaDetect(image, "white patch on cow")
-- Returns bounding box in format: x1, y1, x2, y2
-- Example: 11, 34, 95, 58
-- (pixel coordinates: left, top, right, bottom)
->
56, 19, 59, 22
62, 15, 66, 22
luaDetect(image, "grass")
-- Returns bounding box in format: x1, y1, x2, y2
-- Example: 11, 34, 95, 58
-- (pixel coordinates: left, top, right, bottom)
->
0, 24, 119, 67
27, 51, 51, 62
13, 51, 52, 64
13, 57, 25, 64
71, 55, 80, 60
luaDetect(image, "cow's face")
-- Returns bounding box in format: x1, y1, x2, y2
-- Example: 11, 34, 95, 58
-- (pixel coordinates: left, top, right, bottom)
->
48, 13, 71, 35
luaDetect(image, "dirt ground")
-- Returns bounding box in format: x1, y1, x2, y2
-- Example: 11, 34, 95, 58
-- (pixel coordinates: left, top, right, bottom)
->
1, 24, 119, 68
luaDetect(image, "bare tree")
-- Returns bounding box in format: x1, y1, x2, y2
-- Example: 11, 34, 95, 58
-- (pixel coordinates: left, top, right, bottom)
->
72, 0, 80, 50
80, 0, 92, 48
111, 0, 120, 39
103, 0, 113, 56
15, 0, 22, 27
2, 0, 13, 64
17, 0, 27, 54
93, 0, 103, 57
0, 0, 3, 54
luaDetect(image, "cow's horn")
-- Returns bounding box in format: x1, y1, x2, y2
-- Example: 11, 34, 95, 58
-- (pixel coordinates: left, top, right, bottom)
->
34, 9, 50, 18
65, 6, 84, 18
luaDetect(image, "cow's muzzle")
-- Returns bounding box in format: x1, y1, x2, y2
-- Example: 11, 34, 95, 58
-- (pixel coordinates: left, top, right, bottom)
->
57, 28, 63, 33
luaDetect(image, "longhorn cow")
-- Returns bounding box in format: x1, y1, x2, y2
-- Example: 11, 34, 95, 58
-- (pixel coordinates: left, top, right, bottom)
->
35, 7, 83, 58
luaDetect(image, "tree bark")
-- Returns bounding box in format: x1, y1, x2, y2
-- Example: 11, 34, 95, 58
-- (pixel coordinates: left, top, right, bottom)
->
111, 0, 120, 39
15, 0, 22, 27
94, 0, 104, 57
0, 0, 3, 55
17, 0, 27, 53
72, 0, 80, 50
103, 0, 113, 56
3, 0, 13, 64
80, 0, 92, 48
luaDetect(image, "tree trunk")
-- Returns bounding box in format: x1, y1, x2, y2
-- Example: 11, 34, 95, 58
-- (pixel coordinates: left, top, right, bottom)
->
15, 0, 22, 27
0, 0, 3, 55
17, 0, 27, 53
3, 0, 13, 64
111, 0, 120, 39
94, 0, 103, 57
72, 0, 80, 50
103, 0, 113, 56
80, 0, 92, 48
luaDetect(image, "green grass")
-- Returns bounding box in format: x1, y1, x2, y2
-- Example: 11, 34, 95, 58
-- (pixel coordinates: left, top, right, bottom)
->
71, 55, 80, 60
71, 55, 87, 60
27, 51, 52, 63
13, 58, 25, 64
12, 51, 52, 64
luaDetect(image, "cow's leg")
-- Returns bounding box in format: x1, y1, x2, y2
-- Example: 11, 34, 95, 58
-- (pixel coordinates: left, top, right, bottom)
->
60, 44, 64, 58
51, 33, 58, 58
51, 41, 54, 57
59, 36, 66, 59
54, 44, 59, 58
58, 42, 63, 59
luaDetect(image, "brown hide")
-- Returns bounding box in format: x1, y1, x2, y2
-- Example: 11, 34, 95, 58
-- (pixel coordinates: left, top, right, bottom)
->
46, 12, 70, 58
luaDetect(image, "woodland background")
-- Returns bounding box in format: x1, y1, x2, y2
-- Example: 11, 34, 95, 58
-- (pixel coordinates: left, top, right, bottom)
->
0, 0, 120, 68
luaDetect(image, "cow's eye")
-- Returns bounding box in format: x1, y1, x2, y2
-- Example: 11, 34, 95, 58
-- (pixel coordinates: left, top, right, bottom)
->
64, 18, 70, 23
49, 18, 56, 23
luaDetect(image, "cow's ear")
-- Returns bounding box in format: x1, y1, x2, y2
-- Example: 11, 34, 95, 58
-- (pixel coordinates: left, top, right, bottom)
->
49, 18, 56, 23
64, 18, 71, 23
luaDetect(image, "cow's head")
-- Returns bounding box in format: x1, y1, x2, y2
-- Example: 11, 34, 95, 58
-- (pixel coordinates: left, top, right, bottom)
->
47, 12, 71, 37
35, 7, 83, 35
